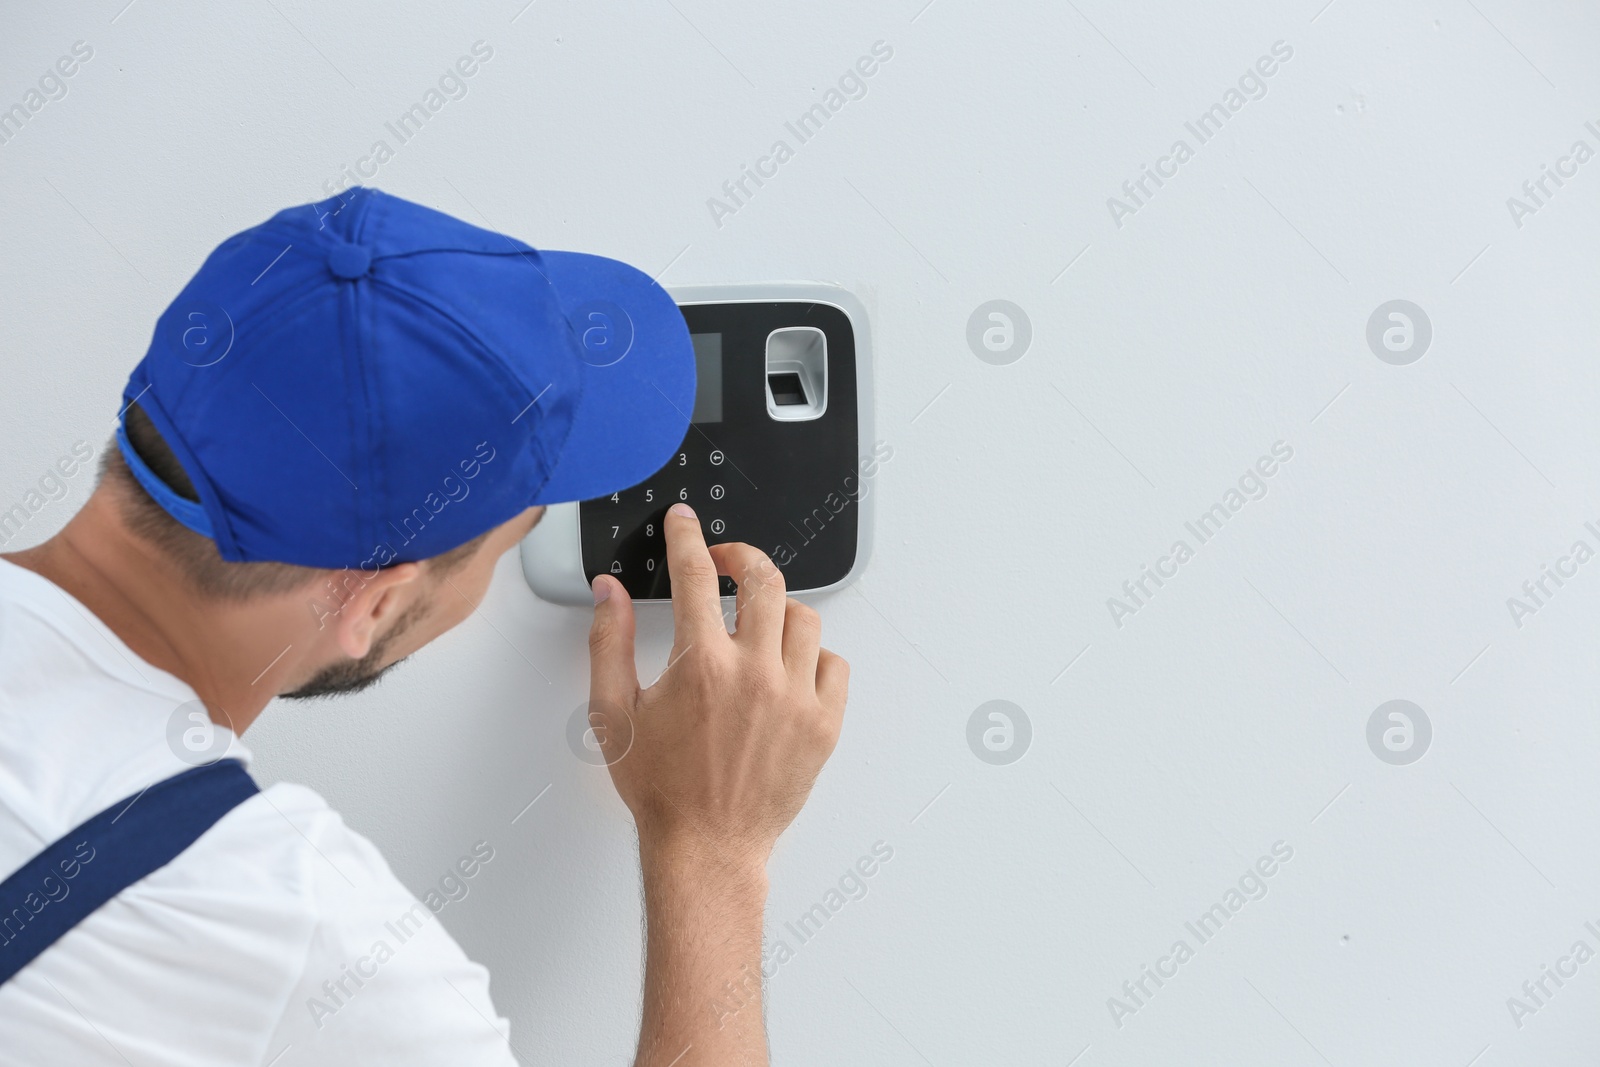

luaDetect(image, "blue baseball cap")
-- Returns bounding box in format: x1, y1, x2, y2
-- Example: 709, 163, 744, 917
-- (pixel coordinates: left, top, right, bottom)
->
118, 187, 694, 569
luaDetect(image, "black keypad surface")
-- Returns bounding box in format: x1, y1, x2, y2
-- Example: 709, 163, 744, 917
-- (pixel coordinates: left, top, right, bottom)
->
579, 301, 861, 600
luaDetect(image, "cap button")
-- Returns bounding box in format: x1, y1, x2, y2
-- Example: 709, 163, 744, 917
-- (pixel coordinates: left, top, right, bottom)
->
327, 242, 372, 280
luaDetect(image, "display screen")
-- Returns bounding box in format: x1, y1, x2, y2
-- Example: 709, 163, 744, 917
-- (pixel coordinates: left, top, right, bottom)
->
689, 332, 723, 424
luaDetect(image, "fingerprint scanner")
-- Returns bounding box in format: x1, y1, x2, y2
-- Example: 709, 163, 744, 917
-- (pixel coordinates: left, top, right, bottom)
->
765, 326, 827, 420
768, 372, 808, 406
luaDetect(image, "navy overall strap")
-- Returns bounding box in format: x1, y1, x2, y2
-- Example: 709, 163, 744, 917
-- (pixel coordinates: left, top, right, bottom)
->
0, 759, 258, 985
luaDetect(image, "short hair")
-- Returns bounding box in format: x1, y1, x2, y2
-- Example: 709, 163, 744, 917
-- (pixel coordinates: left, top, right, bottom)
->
103, 403, 490, 600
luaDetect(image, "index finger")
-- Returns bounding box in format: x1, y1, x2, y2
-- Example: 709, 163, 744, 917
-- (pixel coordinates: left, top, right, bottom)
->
663, 503, 727, 641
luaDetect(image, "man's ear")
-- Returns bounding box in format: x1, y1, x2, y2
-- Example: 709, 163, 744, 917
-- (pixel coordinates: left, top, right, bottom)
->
333, 562, 422, 660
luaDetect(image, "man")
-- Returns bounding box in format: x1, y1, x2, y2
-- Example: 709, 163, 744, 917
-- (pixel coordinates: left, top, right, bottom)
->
0, 188, 848, 1065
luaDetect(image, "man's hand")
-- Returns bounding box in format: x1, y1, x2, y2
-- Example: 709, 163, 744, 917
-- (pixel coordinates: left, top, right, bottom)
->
586, 502, 848, 1066
589, 501, 848, 862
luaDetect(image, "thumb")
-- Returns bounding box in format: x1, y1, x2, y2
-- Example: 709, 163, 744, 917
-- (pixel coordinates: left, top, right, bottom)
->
588, 574, 639, 708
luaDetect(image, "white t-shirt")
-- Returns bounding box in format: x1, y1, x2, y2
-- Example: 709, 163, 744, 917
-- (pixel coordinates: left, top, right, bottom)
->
0, 559, 519, 1066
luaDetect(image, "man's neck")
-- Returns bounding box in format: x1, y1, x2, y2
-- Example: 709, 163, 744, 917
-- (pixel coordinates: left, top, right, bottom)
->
2, 491, 314, 734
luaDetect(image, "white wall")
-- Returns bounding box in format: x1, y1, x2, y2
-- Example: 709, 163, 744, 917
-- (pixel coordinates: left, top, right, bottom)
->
5, 0, 1600, 1061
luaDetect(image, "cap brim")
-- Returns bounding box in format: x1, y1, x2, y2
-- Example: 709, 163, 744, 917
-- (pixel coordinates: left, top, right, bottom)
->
529, 250, 696, 505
